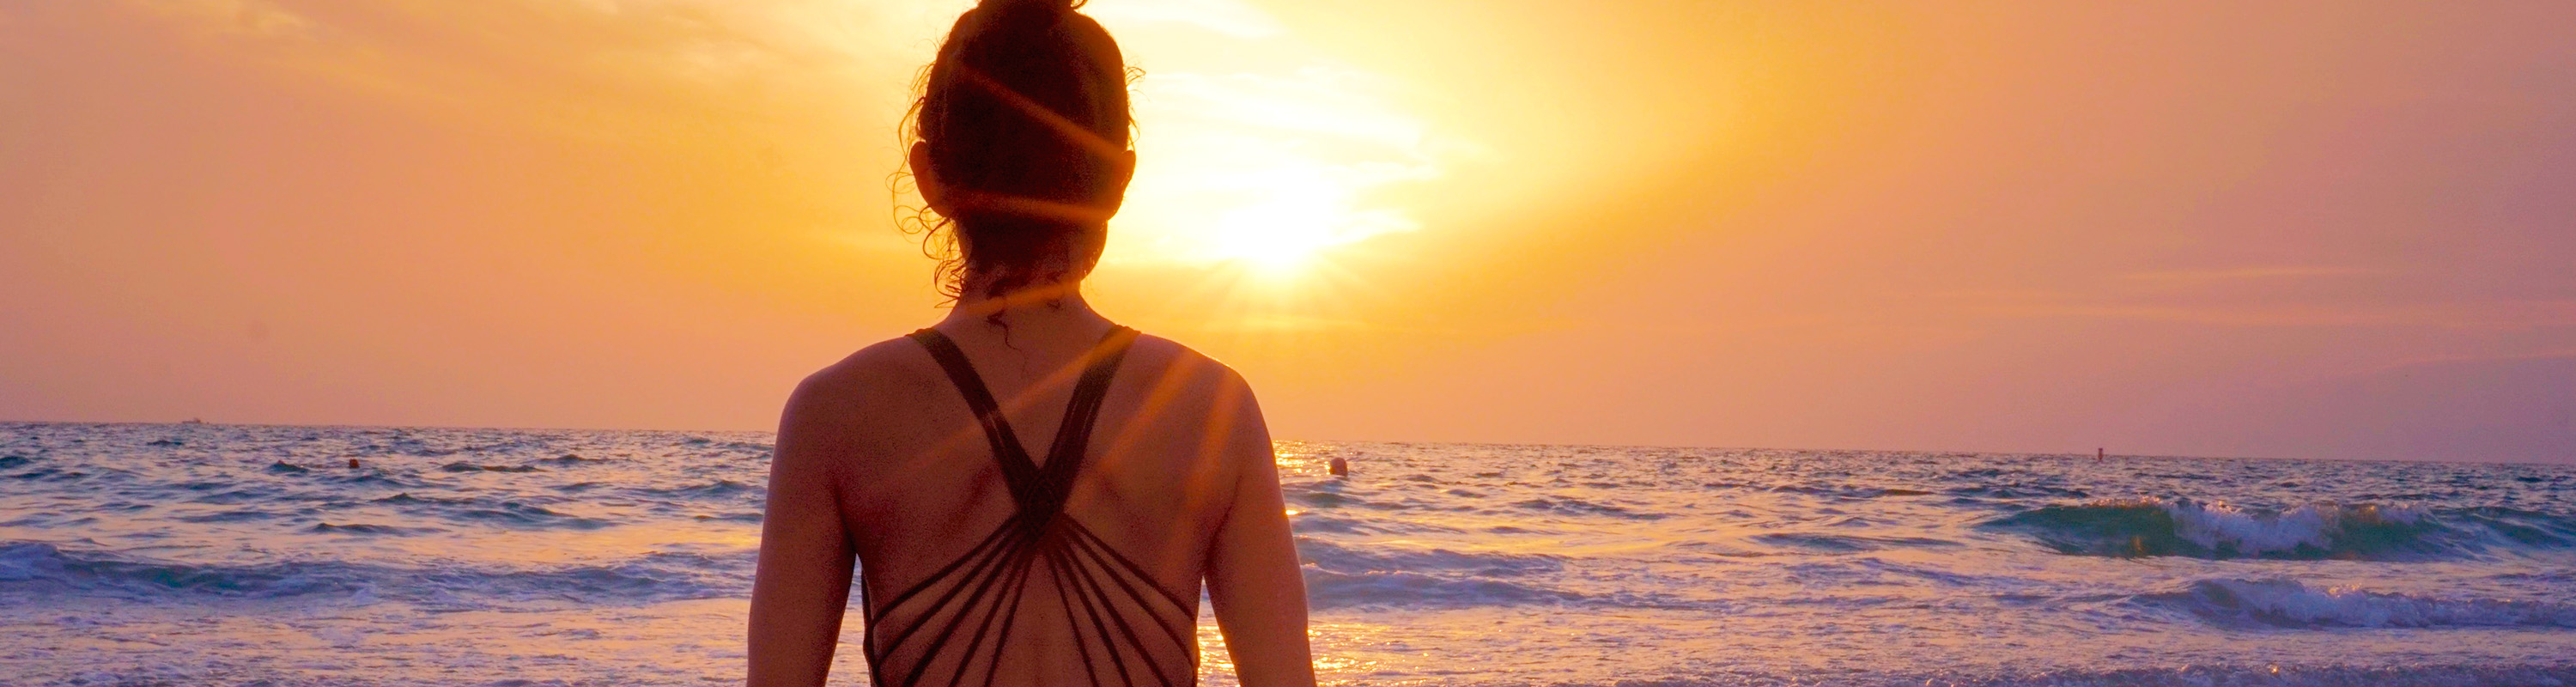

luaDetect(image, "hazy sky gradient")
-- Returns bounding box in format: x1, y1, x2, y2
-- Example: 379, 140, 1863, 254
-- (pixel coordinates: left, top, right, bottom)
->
5, 0, 2573, 462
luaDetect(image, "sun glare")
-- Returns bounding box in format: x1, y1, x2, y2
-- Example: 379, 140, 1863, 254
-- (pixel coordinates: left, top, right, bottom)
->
1091, 2, 1445, 278
1198, 161, 1419, 273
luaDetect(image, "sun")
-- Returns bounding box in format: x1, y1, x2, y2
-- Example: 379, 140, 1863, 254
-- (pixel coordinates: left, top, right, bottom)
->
1090, 1, 1445, 279
1210, 225, 1327, 274
1189, 167, 1395, 274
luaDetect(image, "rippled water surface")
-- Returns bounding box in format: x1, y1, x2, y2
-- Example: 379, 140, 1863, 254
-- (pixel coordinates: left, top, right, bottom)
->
6, 423, 2576, 686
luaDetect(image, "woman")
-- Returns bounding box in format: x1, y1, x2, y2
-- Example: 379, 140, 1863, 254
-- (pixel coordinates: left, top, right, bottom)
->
745, 1, 1315, 686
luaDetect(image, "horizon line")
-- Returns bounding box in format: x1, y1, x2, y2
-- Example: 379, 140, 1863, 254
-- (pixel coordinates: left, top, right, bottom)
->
3, 417, 2565, 468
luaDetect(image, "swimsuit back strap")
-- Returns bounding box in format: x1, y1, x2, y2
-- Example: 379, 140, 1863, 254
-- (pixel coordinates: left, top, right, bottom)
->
907, 328, 1042, 506
907, 326, 1141, 513
1039, 327, 1140, 502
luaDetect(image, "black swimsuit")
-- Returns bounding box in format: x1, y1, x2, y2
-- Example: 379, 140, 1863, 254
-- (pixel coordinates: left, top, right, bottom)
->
864, 326, 1199, 687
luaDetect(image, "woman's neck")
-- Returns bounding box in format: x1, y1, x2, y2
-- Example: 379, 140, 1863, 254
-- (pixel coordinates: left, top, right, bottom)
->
940, 279, 1112, 337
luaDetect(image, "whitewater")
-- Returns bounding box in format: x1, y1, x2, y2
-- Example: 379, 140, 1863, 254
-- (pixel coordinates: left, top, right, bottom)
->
5, 423, 2575, 686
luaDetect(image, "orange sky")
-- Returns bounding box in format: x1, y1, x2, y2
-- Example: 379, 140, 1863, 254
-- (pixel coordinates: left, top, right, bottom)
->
4, 1, 2573, 462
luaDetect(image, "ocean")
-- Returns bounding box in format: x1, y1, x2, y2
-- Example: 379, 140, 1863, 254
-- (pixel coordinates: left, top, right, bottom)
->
4, 422, 2574, 686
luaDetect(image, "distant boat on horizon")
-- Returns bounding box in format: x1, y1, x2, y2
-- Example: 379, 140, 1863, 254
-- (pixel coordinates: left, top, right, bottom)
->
180, 418, 205, 425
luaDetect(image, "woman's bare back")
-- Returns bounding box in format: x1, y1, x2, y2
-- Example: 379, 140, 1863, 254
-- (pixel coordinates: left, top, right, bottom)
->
748, 315, 1312, 687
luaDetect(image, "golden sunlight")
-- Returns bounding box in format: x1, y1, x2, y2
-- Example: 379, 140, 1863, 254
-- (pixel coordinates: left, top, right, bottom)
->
1090, 0, 1446, 276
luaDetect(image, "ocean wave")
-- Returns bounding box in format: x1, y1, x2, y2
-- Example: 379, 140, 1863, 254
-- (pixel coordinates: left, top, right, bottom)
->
1749, 532, 1962, 552
1296, 538, 1577, 609
440, 462, 544, 473
1978, 497, 2575, 560
1944, 483, 2092, 500
7, 465, 86, 482
1287, 514, 1371, 534
321, 472, 422, 489
1, 541, 361, 598
1289, 489, 1355, 508
1297, 538, 1562, 577
1508, 496, 1666, 520
452, 501, 614, 530
0, 541, 743, 605
185, 487, 276, 505
308, 522, 443, 536
2138, 577, 2576, 629
358, 494, 618, 530
372, 492, 473, 506
1776, 484, 1935, 499
1693, 481, 1941, 499
637, 479, 762, 499
173, 509, 280, 523
2451, 507, 2576, 547
1302, 568, 1581, 609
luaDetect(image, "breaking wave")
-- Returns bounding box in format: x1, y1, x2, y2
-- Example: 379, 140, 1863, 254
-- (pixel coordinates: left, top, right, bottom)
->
1979, 497, 2576, 560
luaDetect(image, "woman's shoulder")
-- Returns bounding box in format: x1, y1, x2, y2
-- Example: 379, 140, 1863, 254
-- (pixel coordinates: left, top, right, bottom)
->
1121, 331, 1257, 399
780, 335, 946, 428
1117, 332, 1273, 471
1116, 334, 1271, 447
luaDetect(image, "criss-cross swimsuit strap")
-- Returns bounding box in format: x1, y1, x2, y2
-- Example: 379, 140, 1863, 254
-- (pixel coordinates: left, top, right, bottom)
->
867, 325, 1197, 687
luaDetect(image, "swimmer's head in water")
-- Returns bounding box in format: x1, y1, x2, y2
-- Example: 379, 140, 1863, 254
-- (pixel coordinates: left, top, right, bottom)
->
902, 0, 1136, 301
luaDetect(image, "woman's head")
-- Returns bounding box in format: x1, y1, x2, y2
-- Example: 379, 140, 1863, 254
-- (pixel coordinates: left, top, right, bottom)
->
905, 0, 1134, 301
